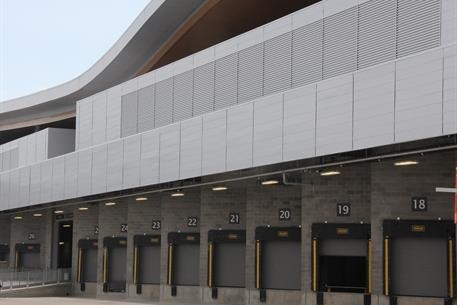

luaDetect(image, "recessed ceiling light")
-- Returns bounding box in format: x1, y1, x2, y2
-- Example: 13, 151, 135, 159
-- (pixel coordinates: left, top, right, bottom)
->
14, 216, 23, 220
62, 224, 71, 228
78, 207, 88, 211
320, 170, 341, 176
261, 179, 279, 186
54, 210, 64, 214
59, 242, 65, 245
171, 191, 184, 197
135, 197, 148, 201
212, 186, 228, 191
105, 202, 116, 206
394, 160, 418, 166
33, 213, 42, 217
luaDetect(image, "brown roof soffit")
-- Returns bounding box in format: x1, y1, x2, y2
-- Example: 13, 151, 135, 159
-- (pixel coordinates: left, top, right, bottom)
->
0, 111, 75, 132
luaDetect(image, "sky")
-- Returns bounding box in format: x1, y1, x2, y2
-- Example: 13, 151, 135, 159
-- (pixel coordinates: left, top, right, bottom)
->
0, 0, 150, 102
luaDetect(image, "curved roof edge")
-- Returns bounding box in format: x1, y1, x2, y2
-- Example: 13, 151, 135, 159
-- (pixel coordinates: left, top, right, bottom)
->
0, 0, 206, 128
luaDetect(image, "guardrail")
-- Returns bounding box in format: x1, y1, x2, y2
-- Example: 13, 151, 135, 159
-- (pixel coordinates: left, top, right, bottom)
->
0, 268, 71, 290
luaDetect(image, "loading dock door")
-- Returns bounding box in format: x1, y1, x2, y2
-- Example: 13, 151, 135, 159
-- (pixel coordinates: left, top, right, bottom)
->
83, 248, 98, 282
134, 234, 161, 285
168, 232, 200, 287
392, 237, 447, 297
103, 237, 127, 293
15, 244, 40, 271
109, 247, 127, 285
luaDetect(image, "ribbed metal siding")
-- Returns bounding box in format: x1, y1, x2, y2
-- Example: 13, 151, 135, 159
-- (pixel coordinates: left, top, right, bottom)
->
121, 92, 138, 137
358, 0, 397, 69
138, 85, 155, 133
215, 54, 238, 110
323, 6, 358, 79
193, 62, 215, 116
238, 43, 264, 103
292, 20, 323, 87
397, 0, 441, 58
264, 32, 292, 95
173, 70, 194, 121
154, 78, 174, 128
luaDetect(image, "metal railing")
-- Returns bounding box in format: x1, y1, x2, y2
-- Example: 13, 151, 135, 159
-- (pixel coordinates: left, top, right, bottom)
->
0, 268, 71, 291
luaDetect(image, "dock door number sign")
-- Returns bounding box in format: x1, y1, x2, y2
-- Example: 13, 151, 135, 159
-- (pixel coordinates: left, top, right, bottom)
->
279, 209, 291, 221
337, 203, 351, 216
411, 197, 427, 211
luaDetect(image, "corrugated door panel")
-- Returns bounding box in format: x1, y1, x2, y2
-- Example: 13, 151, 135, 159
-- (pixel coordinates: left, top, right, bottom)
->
226, 103, 253, 171
193, 62, 215, 116
323, 6, 358, 79
159, 125, 180, 182
215, 54, 238, 110
40, 160, 53, 203
64, 153, 78, 199
77, 149, 92, 197
121, 91, 138, 137
140, 130, 159, 186
264, 32, 292, 95
238, 43, 264, 103
19, 167, 30, 207
397, 0, 441, 58
51, 157, 65, 201
202, 111, 227, 175
123, 136, 141, 189
173, 71, 193, 121
29, 164, 41, 205
292, 20, 323, 87
106, 141, 124, 192
180, 117, 202, 179
138, 85, 155, 133
358, 0, 397, 69
155, 78, 174, 128
91, 145, 107, 195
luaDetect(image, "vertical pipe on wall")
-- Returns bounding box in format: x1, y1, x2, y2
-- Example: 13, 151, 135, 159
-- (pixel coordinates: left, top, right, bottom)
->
384, 237, 389, 296
167, 243, 173, 286
255, 240, 261, 289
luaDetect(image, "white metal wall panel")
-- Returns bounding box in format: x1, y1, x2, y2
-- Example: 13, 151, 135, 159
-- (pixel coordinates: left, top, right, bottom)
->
140, 130, 160, 186
91, 145, 107, 195
193, 62, 215, 116
51, 156, 65, 201
35, 129, 48, 163
9, 170, 19, 209
64, 153, 78, 199
215, 54, 238, 110
155, 78, 174, 128
40, 160, 53, 203
283, 85, 316, 161
397, 0, 441, 58
358, 0, 396, 69
18, 137, 27, 168
78, 98, 93, 149
292, 20, 323, 87
202, 110, 227, 175
77, 149, 92, 197
316, 75, 354, 155
10, 147, 19, 169
0, 173, 9, 210
26, 133, 37, 165
1, 149, 10, 171
106, 141, 124, 192
395, 49, 443, 142
19, 167, 30, 208
354, 63, 395, 149
264, 32, 292, 95
253, 94, 284, 167
443, 46, 457, 134
29, 164, 41, 205
226, 103, 253, 171
442, 0, 457, 45
159, 125, 180, 182
123, 136, 141, 189
323, 7, 358, 79
121, 91, 138, 137
106, 86, 122, 141
238, 43, 264, 103
138, 85, 155, 133
180, 117, 202, 179
173, 71, 193, 121
92, 93, 107, 145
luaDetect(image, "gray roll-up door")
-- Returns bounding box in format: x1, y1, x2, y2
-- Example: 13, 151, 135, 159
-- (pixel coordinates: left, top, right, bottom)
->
392, 237, 448, 297
21, 252, 40, 270
109, 247, 126, 283
214, 242, 245, 288
139, 245, 160, 284
83, 248, 98, 282
173, 244, 200, 286
262, 241, 301, 290
320, 239, 366, 257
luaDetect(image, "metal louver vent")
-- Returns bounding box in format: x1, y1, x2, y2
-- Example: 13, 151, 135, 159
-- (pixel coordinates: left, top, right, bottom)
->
120, 92, 138, 137
238, 43, 264, 103
264, 32, 292, 95
173, 70, 194, 121
215, 53, 238, 110
154, 78, 173, 128
138, 85, 155, 133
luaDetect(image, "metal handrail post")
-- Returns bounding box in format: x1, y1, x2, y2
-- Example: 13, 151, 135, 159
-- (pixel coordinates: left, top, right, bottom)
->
26, 271, 30, 287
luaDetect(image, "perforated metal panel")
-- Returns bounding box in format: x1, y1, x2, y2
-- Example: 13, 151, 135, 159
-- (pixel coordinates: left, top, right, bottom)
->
121, 92, 138, 137
397, 0, 441, 58
215, 54, 238, 110
358, 0, 397, 69
173, 71, 193, 121
154, 79, 174, 128
138, 85, 155, 133
193, 62, 215, 116
264, 32, 292, 95
323, 7, 358, 79
238, 43, 264, 103
292, 20, 323, 87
